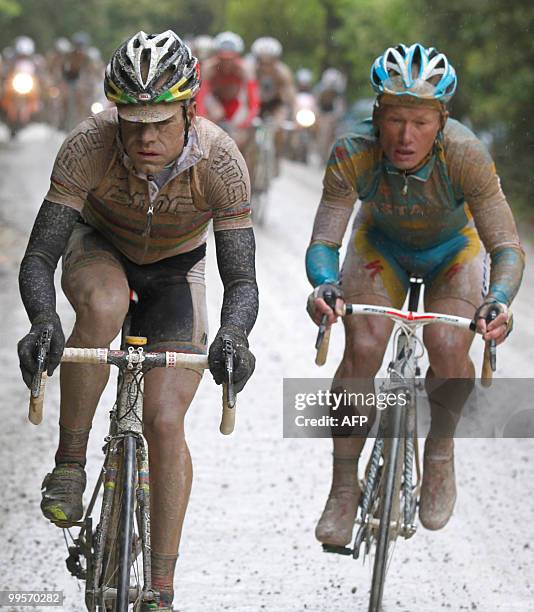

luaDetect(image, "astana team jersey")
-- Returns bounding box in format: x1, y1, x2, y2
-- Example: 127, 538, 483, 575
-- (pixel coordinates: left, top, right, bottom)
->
310, 118, 524, 305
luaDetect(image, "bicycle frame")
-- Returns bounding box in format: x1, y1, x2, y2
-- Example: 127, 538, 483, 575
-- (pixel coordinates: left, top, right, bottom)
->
28, 338, 222, 611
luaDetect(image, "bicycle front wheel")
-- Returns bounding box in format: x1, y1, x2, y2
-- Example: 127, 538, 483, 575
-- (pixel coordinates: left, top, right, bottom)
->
96, 434, 139, 612
368, 401, 404, 612
116, 435, 137, 610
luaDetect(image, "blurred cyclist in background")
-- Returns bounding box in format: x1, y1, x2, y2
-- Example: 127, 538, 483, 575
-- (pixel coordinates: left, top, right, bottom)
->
285, 68, 318, 164
60, 31, 98, 129
0, 36, 43, 136
250, 36, 296, 168
45, 38, 72, 128
315, 67, 347, 161
250, 37, 296, 120
295, 68, 314, 93
196, 31, 259, 166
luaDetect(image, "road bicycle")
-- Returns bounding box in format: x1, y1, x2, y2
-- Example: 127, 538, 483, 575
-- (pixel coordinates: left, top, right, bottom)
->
315, 276, 497, 611
28, 293, 236, 611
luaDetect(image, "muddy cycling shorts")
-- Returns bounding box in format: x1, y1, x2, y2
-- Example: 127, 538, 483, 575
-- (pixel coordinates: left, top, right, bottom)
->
62, 222, 208, 354
340, 218, 489, 311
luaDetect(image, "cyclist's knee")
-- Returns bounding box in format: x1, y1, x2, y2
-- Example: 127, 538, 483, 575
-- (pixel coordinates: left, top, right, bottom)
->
425, 330, 471, 378
72, 287, 129, 345
341, 334, 388, 377
426, 338, 472, 378
144, 410, 185, 443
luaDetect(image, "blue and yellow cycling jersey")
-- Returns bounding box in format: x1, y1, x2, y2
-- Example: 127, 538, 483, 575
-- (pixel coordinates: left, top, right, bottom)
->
307, 118, 524, 305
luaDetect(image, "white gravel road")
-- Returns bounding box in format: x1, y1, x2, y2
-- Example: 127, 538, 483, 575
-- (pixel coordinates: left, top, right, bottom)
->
0, 124, 532, 612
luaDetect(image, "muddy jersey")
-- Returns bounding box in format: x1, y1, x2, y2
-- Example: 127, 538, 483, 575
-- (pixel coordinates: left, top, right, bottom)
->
310, 118, 524, 305
45, 108, 251, 264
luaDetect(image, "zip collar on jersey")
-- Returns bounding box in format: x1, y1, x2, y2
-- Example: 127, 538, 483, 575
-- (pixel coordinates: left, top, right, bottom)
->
382, 148, 436, 183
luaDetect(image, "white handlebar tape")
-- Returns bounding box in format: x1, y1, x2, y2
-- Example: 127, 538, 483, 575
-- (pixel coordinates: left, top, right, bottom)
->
61, 348, 109, 364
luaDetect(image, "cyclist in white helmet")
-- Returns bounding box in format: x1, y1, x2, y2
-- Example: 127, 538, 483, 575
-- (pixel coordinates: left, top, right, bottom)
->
315, 67, 347, 161
250, 36, 296, 173
251, 36, 296, 120
196, 31, 260, 173
18, 30, 257, 611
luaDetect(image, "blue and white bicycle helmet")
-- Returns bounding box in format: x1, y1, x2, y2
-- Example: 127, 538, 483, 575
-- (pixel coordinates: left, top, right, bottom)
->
370, 43, 457, 103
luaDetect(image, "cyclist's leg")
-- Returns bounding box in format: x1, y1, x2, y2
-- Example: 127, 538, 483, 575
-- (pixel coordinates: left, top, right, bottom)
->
316, 221, 408, 546
130, 255, 208, 608
41, 224, 129, 523
142, 367, 201, 608
60, 224, 129, 439
420, 228, 486, 529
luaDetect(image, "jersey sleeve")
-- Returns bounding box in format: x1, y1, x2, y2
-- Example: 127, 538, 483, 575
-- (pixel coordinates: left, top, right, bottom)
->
310, 137, 359, 247
206, 132, 252, 232
45, 117, 108, 212
454, 137, 525, 304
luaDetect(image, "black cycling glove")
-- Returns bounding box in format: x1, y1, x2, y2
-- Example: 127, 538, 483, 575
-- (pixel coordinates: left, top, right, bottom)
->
208, 325, 255, 394
17, 312, 65, 389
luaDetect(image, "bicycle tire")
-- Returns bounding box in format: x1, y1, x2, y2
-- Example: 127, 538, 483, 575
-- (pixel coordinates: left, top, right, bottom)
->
368, 401, 404, 612
96, 434, 139, 612
117, 434, 137, 611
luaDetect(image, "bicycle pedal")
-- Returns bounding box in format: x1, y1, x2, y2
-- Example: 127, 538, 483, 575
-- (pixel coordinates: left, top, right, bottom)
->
322, 543, 353, 556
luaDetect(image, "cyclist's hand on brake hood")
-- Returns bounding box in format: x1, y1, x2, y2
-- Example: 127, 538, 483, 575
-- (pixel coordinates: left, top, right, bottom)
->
474, 299, 512, 345
208, 325, 255, 393
17, 312, 65, 389
306, 283, 344, 326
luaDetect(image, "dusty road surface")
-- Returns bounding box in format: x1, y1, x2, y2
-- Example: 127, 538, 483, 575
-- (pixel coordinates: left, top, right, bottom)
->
0, 123, 533, 612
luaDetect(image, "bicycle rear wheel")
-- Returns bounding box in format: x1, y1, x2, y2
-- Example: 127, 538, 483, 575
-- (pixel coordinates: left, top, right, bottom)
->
368, 401, 404, 612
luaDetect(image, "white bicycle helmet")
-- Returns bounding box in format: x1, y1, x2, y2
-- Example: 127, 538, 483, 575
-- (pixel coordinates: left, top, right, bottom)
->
14, 36, 35, 56
320, 68, 346, 94
251, 37, 282, 59
214, 31, 244, 56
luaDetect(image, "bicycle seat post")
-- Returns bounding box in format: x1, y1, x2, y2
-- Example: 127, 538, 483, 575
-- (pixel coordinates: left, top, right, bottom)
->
121, 289, 139, 350
407, 275, 424, 313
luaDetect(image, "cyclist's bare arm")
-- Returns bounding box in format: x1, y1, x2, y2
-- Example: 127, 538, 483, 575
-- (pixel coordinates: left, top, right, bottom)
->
306, 144, 359, 324
18, 201, 80, 386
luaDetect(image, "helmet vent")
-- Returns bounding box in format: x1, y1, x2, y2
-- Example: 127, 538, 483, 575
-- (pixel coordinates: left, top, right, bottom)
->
140, 49, 151, 86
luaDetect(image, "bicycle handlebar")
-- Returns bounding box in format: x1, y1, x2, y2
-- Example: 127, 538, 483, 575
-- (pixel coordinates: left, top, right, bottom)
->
314, 303, 496, 384
28, 348, 236, 435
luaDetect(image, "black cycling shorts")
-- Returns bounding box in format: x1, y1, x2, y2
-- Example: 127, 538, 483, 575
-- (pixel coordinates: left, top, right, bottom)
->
62, 222, 208, 354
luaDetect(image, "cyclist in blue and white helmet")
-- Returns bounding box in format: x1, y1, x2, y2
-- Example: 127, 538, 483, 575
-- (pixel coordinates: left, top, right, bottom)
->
308, 42, 523, 548
370, 43, 457, 130
371, 43, 457, 101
